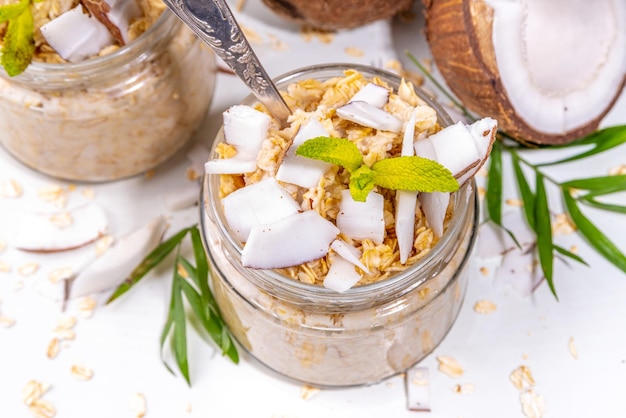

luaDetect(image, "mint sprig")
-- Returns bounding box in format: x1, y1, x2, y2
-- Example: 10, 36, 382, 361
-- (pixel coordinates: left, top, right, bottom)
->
296, 136, 459, 201
0, 0, 34, 77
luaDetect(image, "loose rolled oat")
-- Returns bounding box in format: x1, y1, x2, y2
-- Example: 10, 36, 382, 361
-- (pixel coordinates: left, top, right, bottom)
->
473, 300, 497, 314
18, 263, 40, 277
70, 364, 94, 380
436, 355, 464, 378
510, 365, 536, 390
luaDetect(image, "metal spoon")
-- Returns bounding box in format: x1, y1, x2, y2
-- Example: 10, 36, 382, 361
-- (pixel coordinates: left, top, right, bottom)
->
162, 0, 292, 125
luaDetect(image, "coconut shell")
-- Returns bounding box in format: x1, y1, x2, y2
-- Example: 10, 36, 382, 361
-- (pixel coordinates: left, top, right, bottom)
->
262, 0, 413, 30
422, 0, 626, 145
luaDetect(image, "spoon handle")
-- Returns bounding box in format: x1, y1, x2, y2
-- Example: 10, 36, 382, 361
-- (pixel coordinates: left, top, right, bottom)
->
163, 0, 292, 125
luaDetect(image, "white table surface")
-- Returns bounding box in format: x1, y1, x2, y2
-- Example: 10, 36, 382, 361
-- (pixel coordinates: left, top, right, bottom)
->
1, 2, 625, 417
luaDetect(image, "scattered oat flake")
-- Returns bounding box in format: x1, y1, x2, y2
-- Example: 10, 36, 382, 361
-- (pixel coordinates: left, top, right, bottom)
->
81, 188, 96, 199
300, 384, 321, 400
1, 178, 23, 197
95, 235, 114, 256
0, 239, 6, 253
552, 213, 576, 235
49, 267, 74, 284
570, 245, 578, 254
300, 26, 334, 43
38, 184, 67, 208
29, 399, 56, 418
240, 24, 263, 44
436, 356, 464, 378
49, 212, 73, 228
452, 383, 475, 395
18, 262, 39, 276
130, 393, 147, 418
520, 389, 545, 418
568, 337, 578, 359
477, 186, 486, 200
522, 353, 529, 360
268, 34, 288, 51
0, 315, 16, 328
609, 164, 626, 176
13, 279, 24, 291
473, 300, 497, 314
47, 338, 60, 359
186, 166, 200, 181
70, 364, 94, 380
479, 266, 489, 276
510, 365, 535, 390
184, 402, 192, 413
56, 315, 77, 330
22, 380, 50, 406
77, 296, 97, 317
0, 260, 11, 273
345, 46, 364, 57
505, 198, 524, 207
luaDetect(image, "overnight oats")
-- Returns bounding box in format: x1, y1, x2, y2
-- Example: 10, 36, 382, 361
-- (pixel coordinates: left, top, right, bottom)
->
200, 64, 496, 386
0, 0, 216, 181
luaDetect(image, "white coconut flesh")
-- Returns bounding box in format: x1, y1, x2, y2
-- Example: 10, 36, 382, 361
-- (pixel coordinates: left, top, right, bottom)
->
336, 189, 385, 244
349, 83, 391, 108
396, 110, 419, 264
485, 0, 626, 135
323, 255, 363, 293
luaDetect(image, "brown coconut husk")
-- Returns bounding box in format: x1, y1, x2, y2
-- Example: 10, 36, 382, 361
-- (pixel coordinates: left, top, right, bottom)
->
262, 0, 414, 30
422, 0, 626, 145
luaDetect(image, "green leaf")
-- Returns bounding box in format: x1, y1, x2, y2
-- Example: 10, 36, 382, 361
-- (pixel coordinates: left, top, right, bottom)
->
349, 165, 376, 202
578, 197, 626, 214
107, 227, 190, 304
563, 190, 626, 274
511, 152, 536, 229
171, 273, 190, 385
159, 271, 178, 377
371, 156, 459, 193
0, 0, 29, 23
553, 244, 588, 266
534, 173, 557, 298
562, 175, 626, 193
539, 126, 626, 166
1, 4, 34, 77
296, 136, 363, 172
486, 141, 503, 226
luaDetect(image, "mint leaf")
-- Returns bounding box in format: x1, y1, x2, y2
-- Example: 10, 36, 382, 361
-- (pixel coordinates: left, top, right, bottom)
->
349, 165, 376, 201
372, 156, 459, 193
296, 136, 363, 172
0, 0, 29, 22
1, 3, 34, 77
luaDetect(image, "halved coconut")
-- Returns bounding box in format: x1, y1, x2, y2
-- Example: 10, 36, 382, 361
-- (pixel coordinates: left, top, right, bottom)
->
336, 190, 385, 244
222, 177, 301, 242
423, 0, 626, 144
14, 203, 108, 252
241, 210, 339, 269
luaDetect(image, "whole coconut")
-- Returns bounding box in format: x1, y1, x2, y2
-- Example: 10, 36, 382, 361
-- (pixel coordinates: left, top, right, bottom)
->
262, 0, 414, 30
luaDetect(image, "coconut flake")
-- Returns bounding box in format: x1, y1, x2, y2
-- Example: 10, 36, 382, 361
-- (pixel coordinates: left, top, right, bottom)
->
336, 101, 403, 133
330, 239, 370, 274
419, 191, 450, 238
14, 203, 108, 252
70, 216, 168, 298
405, 366, 431, 412
336, 190, 385, 244
323, 255, 362, 292
276, 118, 332, 188
349, 83, 390, 108
396, 110, 418, 263
103, 0, 142, 44
223, 177, 301, 243
224, 105, 271, 160
204, 158, 257, 175
241, 210, 339, 269
40, 5, 114, 62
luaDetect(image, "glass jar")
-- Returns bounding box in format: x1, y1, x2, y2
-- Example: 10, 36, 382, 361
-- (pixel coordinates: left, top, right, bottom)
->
200, 64, 478, 387
0, 10, 216, 182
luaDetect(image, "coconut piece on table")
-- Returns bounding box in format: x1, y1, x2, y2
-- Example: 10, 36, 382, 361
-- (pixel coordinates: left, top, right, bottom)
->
396, 109, 419, 264
276, 118, 332, 188
336, 101, 403, 133
349, 83, 390, 108
323, 255, 362, 292
223, 177, 301, 243
204, 105, 271, 174
70, 216, 168, 298
241, 210, 339, 269
405, 366, 431, 412
14, 203, 108, 252
40, 5, 114, 62
330, 239, 370, 274
337, 190, 385, 244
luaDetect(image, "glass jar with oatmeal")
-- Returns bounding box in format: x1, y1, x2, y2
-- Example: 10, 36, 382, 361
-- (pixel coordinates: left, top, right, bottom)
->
0, 4, 216, 181
200, 64, 478, 387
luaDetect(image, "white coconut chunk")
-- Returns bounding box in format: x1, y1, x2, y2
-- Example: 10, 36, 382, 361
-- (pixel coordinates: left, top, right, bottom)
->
405, 366, 431, 412
323, 255, 362, 292
223, 177, 301, 242
241, 210, 339, 269
336, 101, 403, 133
419, 191, 450, 238
14, 203, 108, 252
223, 105, 271, 160
349, 83, 390, 108
204, 158, 258, 175
69, 216, 168, 298
103, 0, 142, 44
336, 190, 385, 244
396, 109, 419, 263
40, 5, 114, 62
276, 118, 332, 188
160, 181, 200, 211
330, 239, 370, 274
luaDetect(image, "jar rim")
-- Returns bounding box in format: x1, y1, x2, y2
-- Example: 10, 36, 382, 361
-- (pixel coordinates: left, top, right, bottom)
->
201, 63, 478, 305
